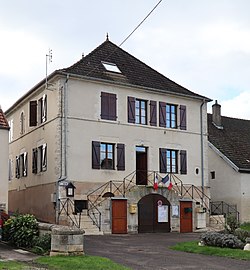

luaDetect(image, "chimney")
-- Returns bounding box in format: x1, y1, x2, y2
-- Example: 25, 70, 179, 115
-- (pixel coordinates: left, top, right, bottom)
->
212, 100, 222, 128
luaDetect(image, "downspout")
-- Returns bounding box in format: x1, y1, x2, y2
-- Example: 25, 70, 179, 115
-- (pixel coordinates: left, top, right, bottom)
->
55, 74, 69, 224
200, 99, 205, 207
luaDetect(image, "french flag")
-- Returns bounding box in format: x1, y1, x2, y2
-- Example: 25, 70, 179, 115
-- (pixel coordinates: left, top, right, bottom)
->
161, 174, 173, 190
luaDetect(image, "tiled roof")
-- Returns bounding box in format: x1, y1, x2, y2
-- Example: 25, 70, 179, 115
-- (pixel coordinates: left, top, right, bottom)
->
61, 39, 209, 100
208, 113, 250, 171
0, 108, 9, 129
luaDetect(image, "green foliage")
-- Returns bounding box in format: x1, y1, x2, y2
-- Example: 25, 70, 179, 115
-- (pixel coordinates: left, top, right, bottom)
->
225, 214, 239, 234
171, 241, 250, 261
2, 214, 38, 248
32, 233, 51, 255
200, 232, 244, 249
234, 228, 250, 243
240, 222, 250, 232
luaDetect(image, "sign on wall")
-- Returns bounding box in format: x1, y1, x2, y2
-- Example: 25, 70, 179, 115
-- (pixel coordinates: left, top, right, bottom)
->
158, 205, 168, 222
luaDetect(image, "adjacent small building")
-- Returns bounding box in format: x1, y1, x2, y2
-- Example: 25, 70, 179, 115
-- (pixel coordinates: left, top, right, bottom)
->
5, 38, 211, 233
208, 101, 250, 223
0, 106, 9, 212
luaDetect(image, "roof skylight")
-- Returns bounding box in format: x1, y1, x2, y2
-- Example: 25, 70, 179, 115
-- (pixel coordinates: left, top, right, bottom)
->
102, 61, 121, 73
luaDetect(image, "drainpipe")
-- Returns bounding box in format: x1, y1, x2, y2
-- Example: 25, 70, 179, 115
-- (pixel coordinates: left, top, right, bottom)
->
55, 74, 69, 224
200, 99, 205, 207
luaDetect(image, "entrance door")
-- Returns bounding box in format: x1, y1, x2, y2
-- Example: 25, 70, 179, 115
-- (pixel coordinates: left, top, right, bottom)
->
136, 146, 147, 185
112, 199, 127, 234
180, 201, 193, 233
138, 194, 170, 233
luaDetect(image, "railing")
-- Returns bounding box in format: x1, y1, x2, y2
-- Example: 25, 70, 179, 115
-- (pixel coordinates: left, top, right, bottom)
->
87, 180, 125, 230
58, 198, 81, 228
210, 201, 240, 222
87, 170, 212, 231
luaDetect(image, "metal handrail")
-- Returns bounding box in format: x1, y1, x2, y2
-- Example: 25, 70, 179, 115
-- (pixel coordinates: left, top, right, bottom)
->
58, 198, 81, 228
210, 201, 240, 222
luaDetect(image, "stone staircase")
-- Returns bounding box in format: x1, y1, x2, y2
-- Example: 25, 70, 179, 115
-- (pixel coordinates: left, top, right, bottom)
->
208, 215, 225, 231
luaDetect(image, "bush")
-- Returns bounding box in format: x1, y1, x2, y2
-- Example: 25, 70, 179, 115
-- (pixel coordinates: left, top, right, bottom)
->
200, 232, 244, 249
234, 228, 250, 243
3, 214, 38, 248
32, 233, 51, 255
225, 215, 239, 234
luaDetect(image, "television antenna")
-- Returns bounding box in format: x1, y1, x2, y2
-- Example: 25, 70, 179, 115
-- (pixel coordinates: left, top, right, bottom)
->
45, 48, 53, 89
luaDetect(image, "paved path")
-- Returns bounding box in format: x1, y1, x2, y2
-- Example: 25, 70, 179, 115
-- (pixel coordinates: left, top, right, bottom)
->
0, 241, 40, 262
84, 233, 250, 270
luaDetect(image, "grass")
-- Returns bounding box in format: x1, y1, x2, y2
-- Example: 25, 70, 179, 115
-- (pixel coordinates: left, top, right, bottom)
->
240, 223, 250, 232
171, 241, 250, 261
0, 255, 131, 270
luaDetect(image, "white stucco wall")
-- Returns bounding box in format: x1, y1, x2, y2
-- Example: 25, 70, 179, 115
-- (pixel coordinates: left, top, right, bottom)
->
208, 143, 250, 222
66, 78, 209, 188
0, 128, 9, 211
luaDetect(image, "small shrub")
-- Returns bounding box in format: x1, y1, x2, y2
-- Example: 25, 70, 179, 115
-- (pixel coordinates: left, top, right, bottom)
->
32, 233, 51, 255
200, 232, 244, 249
234, 228, 250, 243
3, 214, 38, 248
225, 215, 239, 234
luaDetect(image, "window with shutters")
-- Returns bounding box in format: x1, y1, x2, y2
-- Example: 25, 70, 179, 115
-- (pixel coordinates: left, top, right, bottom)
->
160, 148, 187, 174
8, 119, 13, 142
101, 92, 117, 121
100, 143, 114, 169
92, 141, 125, 171
29, 94, 47, 127
32, 144, 47, 174
15, 152, 28, 178
128, 96, 149, 125
8, 158, 13, 181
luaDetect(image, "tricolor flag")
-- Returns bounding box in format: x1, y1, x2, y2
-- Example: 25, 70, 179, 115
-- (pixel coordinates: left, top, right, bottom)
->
153, 174, 158, 190
161, 174, 173, 190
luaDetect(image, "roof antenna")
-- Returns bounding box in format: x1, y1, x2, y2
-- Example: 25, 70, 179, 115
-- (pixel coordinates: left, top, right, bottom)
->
45, 48, 52, 89
106, 33, 109, 41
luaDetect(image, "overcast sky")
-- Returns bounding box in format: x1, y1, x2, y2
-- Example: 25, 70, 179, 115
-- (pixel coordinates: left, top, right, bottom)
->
1, 0, 250, 119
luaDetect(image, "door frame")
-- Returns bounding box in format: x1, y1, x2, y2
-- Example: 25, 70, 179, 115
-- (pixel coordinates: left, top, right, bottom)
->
180, 200, 193, 233
111, 198, 127, 234
136, 146, 148, 185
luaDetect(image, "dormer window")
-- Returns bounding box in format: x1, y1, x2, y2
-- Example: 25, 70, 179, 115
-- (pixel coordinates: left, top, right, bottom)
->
102, 61, 121, 73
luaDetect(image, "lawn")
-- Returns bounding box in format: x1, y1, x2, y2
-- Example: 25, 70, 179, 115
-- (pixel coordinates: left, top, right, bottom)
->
171, 241, 250, 261
0, 255, 131, 270
240, 222, 250, 232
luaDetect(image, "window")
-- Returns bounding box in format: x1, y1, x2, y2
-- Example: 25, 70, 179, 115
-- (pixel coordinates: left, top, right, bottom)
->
211, 171, 215, 179
101, 92, 117, 121
159, 148, 187, 174
15, 152, 27, 178
20, 112, 25, 135
100, 143, 114, 169
102, 62, 121, 73
92, 141, 125, 170
8, 158, 13, 181
159, 103, 187, 130
32, 144, 47, 174
8, 119, 13, 142
29, 94, 47, 127
166, 150, 178, 173
135, 99, 147, 125
166, 104, 177, 128
128, 96, 149, 125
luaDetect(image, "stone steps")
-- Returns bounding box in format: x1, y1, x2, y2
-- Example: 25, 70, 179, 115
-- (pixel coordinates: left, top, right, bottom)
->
209, 215, 225, 231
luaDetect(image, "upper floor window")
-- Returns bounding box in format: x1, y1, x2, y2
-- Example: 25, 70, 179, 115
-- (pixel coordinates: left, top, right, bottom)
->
166, 104, 177, 128
15, 152, 28, 178
32, 144, 47, 174
159, 148, 187, 174
20, 112, 25, 135
159, 103, 186, 130
100, 143, 114, 169
101, 92, 117, 121
92, 141, 125, 171
135, 99, 147, 125
29, 94, 47, 127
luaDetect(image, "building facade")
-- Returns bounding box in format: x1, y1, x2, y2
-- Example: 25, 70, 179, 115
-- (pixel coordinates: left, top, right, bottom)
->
208, 102, 250, 223
0, 106, 9, 212
6, 39, 211, 233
